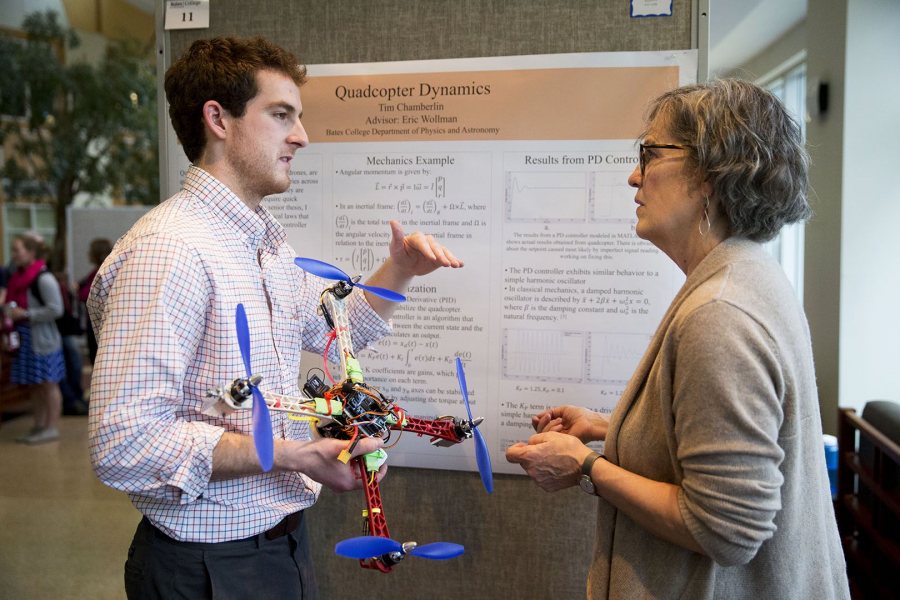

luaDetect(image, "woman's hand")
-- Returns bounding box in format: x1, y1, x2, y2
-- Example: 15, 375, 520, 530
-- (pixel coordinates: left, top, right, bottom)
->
506, 431, 593, 492
532, 404, 608, 442
8, 306, 28, 322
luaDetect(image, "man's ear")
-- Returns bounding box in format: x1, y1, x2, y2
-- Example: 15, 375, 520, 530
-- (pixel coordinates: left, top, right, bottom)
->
202, 100, 228, 141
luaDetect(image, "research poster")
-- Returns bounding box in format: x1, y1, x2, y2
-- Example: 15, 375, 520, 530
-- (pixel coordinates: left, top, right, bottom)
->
165, 50, 697, 475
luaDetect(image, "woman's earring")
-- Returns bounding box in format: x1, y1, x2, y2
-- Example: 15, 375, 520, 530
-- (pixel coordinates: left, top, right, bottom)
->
699, 196, 711, 236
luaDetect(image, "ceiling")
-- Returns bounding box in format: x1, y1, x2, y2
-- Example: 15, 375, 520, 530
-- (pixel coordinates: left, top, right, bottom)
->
708, 0, 808, 76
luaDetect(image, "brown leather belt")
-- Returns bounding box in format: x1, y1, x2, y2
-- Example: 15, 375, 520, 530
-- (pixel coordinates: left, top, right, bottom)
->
264, 511, 302, 540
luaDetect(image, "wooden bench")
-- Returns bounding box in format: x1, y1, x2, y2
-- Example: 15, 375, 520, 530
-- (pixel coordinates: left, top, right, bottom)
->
836, 402, 900, 599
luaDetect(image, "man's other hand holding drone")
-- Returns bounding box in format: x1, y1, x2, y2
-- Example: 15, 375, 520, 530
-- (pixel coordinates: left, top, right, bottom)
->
277, 435, 386, 493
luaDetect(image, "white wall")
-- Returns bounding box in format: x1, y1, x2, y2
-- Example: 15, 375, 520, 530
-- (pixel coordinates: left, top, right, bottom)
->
729, 0, 900, 434
804, 0, 847, 436
66, 206, 150, 285
804, 0, 900, 431
837, 0, 900, 414
724, 20, 805, 82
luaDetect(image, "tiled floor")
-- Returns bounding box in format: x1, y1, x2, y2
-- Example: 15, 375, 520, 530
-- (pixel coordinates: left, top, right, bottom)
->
0, 414, 140, 599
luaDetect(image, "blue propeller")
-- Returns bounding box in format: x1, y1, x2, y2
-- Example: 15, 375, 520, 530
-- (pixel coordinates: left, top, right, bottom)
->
294, 257, 407, 303
235, 303, 274, 472
456, 357, 493, 494
335, 536, 464, 561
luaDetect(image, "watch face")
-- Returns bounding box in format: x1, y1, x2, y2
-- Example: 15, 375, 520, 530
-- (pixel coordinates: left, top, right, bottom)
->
579, 475, 596, 495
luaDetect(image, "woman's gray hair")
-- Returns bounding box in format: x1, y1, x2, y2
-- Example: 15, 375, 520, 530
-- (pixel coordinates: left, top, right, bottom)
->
645, 78, 810, 241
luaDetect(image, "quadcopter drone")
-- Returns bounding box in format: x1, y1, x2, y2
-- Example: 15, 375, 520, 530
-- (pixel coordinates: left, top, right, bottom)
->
204, 257, 492, 573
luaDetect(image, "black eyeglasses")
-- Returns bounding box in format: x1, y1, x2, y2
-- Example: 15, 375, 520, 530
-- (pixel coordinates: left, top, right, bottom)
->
639, 143, 692, 176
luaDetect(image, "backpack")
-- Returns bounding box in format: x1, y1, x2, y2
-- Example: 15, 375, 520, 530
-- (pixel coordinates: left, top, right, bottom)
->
29, 270, 84, 336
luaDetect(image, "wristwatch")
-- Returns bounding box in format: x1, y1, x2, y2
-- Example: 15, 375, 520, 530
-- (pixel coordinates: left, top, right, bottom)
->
579, 451, 603, 496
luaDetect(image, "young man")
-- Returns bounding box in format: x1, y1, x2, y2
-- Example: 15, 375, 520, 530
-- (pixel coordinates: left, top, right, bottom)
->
87, 36, 462, 599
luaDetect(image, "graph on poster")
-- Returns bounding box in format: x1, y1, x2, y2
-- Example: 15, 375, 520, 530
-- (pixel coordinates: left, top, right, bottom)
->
506, 172, 589, 221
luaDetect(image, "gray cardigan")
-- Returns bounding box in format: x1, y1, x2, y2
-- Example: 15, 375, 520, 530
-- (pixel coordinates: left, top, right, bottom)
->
24, 271, 63, 355
588, 238, 849, 599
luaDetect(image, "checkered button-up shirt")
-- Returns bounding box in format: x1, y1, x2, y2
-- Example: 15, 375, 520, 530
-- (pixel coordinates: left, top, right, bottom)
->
88, 166, 390, 542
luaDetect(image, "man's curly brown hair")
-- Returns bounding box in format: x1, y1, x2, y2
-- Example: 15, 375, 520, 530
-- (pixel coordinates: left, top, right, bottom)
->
164, 36, 307, 163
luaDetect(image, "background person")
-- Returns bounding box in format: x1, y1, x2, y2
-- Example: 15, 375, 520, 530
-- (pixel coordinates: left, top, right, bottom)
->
77, 237, 112, 365
88, 36, 462, 600
51, 269, 88, 415
506, 79, 849, 599
0, 261, 8, 304
6, 233, 65, 445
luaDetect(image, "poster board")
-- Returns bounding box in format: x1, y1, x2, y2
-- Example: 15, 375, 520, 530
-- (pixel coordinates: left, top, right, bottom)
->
164, 50, 697, 476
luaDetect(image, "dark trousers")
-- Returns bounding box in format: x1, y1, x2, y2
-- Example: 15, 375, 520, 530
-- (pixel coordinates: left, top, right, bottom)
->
86, 316, 98, 365
125, 515, 318, 599
59, 334, 84, 409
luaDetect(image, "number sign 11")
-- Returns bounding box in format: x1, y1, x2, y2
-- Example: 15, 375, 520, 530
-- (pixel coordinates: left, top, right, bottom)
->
164, 0, 211, 30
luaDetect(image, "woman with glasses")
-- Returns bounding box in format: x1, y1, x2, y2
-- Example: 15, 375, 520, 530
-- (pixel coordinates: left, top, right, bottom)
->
507, 79, 849, 599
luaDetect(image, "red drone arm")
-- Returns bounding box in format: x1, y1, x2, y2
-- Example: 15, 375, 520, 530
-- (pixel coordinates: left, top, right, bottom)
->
355, 457, 392, 573
393, 415, 464, 445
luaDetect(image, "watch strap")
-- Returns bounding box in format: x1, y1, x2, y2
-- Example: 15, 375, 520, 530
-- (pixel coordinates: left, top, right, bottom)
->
581, 451, 602, 476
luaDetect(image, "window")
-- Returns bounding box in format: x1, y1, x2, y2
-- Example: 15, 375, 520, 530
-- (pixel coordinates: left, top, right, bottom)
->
762, 62, 807, 301
3, 204, 56, 262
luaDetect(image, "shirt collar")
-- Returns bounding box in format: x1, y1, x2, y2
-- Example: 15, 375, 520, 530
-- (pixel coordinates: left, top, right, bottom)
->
183, 165, 287, 253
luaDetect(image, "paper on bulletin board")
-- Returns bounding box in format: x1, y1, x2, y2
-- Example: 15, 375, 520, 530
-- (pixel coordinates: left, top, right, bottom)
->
165, 50, 697, 476
631, 0, 674, 18
164, 0, 210, 30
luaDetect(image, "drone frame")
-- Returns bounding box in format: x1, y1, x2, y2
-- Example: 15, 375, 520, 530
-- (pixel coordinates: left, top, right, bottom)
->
306, 280, 474, 571
205, 268, 490, 572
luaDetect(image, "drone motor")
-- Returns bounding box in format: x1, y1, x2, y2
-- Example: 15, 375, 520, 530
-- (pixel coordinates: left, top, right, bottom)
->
229, 374, 263, 404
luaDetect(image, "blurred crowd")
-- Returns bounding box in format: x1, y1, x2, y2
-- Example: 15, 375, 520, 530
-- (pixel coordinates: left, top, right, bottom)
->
1, 232, 111, 444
